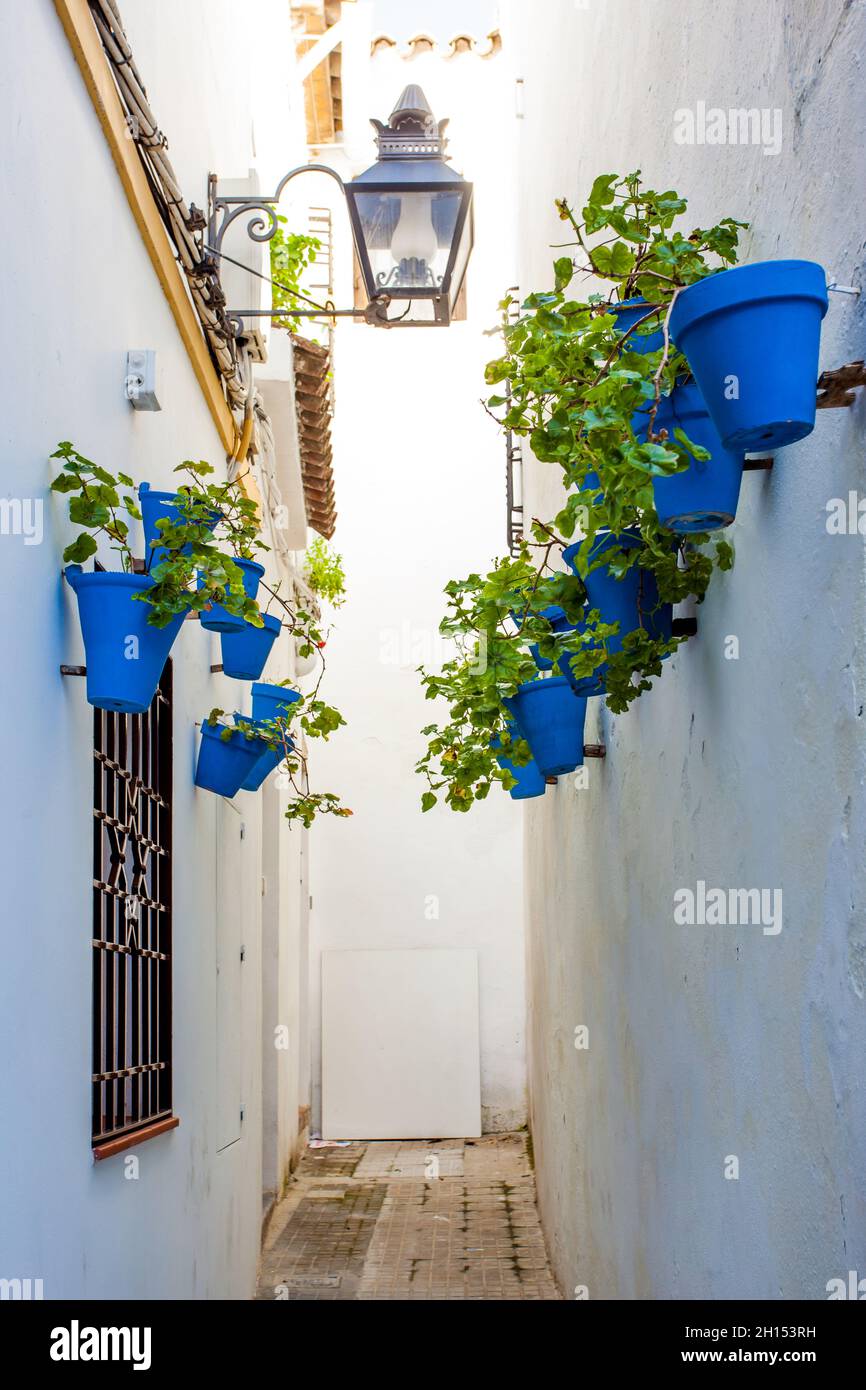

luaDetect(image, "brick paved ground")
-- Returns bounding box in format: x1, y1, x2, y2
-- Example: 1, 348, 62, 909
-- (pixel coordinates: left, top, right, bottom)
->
257, 1132, 561, 1300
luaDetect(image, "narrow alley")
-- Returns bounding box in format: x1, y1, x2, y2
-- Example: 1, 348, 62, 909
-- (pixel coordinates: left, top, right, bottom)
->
257, 1134, 560, 1300
3, 0, 865, 1359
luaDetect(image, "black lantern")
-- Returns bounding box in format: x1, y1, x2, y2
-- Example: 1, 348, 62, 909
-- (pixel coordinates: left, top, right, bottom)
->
344, 86, 474, 327
208, 85, 473, 330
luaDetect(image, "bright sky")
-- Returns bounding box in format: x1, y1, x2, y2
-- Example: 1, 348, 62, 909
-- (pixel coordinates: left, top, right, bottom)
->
369, 0, 501, 39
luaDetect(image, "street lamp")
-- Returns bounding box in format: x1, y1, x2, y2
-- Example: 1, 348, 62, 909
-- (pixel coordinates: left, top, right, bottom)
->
344, 85, 474, 326
207, 85, 473, 331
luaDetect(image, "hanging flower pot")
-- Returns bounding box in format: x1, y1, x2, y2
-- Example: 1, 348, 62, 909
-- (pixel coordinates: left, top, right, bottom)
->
669, 260, 828, 449
503, 676, 587, 778
608, 297, 666, 354
240, 725, 295, 793
512, 603, 576, 672
251, 681, 303, 723
195, 718, 263, 797
199, 558, 265, 634
561, 532, 672, 692
634, 381, 745, 531
220, 613, 282, 681
138, 482, 219, 572
64, 566, 187, 714
491, 724, 546, 800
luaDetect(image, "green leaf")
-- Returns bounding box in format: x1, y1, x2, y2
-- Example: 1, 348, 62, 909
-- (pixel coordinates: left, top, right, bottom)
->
63, 533, 98, 564
554, 256, 574, 290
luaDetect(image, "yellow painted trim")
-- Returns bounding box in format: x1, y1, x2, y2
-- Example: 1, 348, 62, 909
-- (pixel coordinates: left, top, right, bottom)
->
53, 0, 238, 455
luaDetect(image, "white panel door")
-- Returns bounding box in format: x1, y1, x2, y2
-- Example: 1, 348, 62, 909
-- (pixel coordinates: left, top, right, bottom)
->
322, 948, 481, 1139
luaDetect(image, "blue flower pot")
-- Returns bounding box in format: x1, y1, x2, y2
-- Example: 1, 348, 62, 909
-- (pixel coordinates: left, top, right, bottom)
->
251, 681, 302, 723
561, 531, 673, 691
64, 567, 187, 714
503, 676, 587, 778
199, 557, 265, 634
240, 726, 295, 793
634, 381, 745, 531
512, 604, 576, 672
669, 260, 828, 450
220, 612, 282, 681
138, 482, 219, 572
609, 297, 666, 354
195, 719, 263, 797
491, 724, 546, 800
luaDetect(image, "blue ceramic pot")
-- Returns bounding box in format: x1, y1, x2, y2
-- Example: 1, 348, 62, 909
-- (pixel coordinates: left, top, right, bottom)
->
199, 558, 265, 634
138, 482, 220, 572
637, 380, 745, 531
503, 676, 587, 778
220, 613, 282, 681
609, 297, 666, 354
240, 725, 295, 793
491, 724, 546, 800
669, 260, 828, 450
561, 531, 673, 691
195, 719, 263, 797
512, 603, 576, 672
64, 567, 187, 714
251, 682, 302, 723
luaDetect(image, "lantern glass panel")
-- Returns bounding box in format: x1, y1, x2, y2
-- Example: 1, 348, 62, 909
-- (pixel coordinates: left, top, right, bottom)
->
354, 189, 463, 292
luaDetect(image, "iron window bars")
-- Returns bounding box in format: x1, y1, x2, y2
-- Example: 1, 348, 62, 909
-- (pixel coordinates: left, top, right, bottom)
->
92, 662, 173, 1149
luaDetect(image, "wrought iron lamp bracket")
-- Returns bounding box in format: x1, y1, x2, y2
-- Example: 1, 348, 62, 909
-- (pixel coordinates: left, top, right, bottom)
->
207, 164, 380, 329
207, 165, 346, 258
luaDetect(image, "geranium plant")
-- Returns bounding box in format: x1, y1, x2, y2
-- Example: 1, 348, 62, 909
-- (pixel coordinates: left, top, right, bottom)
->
303, 536, 346, 608
50, 444, 265, 628
418, 171, 746, 811
207, 695, 350, 828
416, 547, 613, 812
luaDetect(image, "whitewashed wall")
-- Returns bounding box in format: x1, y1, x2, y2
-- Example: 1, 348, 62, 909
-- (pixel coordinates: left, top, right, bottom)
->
0, 0, 308, 1298
504, 0, 866, 1299
305, 8, 528, 1136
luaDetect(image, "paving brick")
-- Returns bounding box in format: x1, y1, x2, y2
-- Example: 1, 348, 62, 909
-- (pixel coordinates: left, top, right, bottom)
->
256, 1133, 560, 1301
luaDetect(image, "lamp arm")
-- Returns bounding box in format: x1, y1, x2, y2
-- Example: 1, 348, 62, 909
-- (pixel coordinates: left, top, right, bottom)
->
273, 163, 346, 202
207, 165, 347, 256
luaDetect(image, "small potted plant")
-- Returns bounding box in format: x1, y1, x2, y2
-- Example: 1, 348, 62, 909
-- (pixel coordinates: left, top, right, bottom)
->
228, 691, 350, 824
634, 380, 745, 531
195, 712, 264, 797
669, 259, 828, 449
417, 552, 598, 810
561, 531, 672, 693
51, 443, 190, 714
52, 446, 282, 710
198, 552, 266, 633
138, 480, 220, 571
504, 676, 587, 779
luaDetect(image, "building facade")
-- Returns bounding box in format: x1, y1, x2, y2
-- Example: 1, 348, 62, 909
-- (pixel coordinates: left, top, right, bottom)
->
503, 0, 866, 1300
0, 0, 319, 1298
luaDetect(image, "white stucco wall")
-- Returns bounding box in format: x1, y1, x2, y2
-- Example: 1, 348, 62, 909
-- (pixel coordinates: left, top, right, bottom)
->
305, 19, 528, 1136
504, 0, 866, 1299
0, 0, 308, 1298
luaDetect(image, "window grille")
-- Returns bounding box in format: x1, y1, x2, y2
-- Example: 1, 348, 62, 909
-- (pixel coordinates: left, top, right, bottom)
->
92, 662, 173, 1149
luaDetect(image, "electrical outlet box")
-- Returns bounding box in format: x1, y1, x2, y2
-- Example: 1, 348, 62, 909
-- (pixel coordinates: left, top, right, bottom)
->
125, 349, 161, 411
